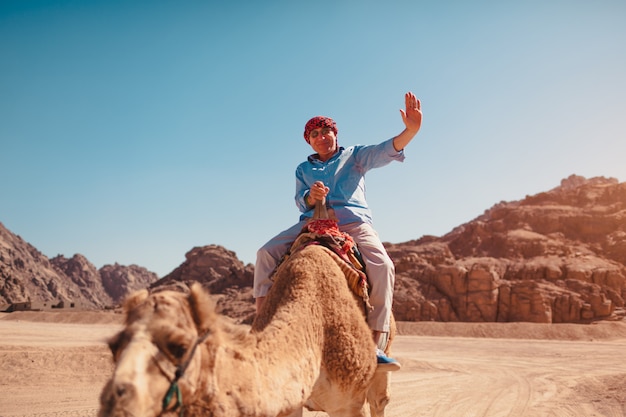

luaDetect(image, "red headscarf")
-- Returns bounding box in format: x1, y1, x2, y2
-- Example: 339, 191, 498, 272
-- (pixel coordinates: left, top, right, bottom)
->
303, 116, 338, 142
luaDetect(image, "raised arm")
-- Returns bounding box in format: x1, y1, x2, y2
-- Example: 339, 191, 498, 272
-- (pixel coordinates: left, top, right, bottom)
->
393, 91, 422, 151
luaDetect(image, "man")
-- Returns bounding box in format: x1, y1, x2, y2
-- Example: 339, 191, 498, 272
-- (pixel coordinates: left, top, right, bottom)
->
254, 92, 422, 369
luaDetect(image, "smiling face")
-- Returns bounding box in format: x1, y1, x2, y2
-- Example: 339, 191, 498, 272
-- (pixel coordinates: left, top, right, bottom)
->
303, 116, 338, 162
307, 127, 338, 162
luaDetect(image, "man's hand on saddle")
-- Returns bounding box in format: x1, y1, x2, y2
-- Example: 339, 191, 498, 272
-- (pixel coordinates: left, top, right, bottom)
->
308, 181, 329, 206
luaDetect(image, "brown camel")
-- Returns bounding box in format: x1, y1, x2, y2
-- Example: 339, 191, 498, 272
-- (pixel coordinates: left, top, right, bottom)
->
99, 243, 394, 417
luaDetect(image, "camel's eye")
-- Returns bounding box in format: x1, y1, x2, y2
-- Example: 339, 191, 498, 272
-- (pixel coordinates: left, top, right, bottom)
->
166, 342, 187, 360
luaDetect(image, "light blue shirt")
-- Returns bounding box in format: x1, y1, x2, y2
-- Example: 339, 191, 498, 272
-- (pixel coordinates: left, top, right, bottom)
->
295, 138, 405, 225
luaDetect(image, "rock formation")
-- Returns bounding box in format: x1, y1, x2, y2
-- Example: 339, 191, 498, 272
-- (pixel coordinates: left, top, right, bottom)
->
151, 245, 256, 323
0, 223, 157, 309
100, 263, 160, 304
388, 175, 626, 323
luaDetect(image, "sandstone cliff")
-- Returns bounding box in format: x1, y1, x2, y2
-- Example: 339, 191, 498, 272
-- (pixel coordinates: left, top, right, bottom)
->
388, 175, 626, 323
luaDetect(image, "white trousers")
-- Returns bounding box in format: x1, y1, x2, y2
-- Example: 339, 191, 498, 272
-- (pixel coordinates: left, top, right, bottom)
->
254, 220, 395, 332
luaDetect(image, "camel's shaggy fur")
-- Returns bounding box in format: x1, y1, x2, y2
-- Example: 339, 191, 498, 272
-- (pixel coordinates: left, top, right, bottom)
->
99, 244, 391, 417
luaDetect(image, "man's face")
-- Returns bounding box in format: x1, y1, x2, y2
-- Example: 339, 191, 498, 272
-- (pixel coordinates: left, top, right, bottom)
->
308, 127, 337, 161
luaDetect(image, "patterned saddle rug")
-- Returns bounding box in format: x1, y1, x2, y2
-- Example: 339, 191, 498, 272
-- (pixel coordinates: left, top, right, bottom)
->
271, 217, 373, 312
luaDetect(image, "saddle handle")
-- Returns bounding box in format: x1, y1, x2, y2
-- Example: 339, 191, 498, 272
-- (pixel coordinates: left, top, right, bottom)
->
313, 198, 329, 220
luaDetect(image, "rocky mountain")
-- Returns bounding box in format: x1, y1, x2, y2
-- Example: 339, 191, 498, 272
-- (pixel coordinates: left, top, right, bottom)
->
151, 245, 256, 323
0, 224, 158, 309
1, 174, 625, 325
388, 175, 626, 323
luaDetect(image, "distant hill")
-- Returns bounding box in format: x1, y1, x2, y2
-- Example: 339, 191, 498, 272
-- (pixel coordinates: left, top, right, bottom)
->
151, 245, 256, 323
1, 174, 625, 324
0, 224, 158, 310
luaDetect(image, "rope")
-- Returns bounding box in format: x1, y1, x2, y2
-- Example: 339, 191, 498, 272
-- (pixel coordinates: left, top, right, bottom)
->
160, 329, 211, 417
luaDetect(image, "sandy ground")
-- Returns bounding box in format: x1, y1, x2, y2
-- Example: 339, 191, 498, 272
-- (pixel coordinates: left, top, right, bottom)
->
1, 311, 626, 417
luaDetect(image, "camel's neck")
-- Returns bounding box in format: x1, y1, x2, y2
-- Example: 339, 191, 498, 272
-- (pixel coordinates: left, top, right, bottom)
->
191, 316, 323, 417
187, 245, 354, 416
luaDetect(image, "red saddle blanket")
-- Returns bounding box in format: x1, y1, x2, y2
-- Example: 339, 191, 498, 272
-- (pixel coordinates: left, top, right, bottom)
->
272, 218, 372, 311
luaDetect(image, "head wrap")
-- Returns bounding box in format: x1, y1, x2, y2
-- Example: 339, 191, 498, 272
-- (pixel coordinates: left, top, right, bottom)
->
303, 116, 338, 142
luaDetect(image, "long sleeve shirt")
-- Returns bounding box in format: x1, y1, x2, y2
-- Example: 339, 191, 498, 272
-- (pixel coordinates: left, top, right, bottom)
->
295, 137, 405, 225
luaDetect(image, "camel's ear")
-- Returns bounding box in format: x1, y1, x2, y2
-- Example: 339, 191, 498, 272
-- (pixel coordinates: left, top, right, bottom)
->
123, 289, 149, 314
188, 283, 217, 332
107, 331, 124, 360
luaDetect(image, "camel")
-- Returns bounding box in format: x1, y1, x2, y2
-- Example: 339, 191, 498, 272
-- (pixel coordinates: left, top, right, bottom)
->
99, 243, 395, 417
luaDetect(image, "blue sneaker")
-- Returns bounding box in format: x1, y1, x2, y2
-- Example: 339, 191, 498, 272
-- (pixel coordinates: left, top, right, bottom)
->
376, 348, 401, 372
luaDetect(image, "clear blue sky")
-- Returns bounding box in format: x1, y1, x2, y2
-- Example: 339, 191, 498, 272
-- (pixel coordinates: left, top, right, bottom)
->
2, 1, 625, 277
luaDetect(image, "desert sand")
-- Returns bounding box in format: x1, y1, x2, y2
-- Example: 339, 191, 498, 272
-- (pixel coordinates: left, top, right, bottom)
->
1, 311, 626, 417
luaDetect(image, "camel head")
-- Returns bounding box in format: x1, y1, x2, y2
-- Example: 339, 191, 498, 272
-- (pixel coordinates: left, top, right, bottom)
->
99, 283, 220, 417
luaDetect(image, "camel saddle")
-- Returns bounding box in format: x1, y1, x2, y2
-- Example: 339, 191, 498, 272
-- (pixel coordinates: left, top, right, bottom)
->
271, 200, 373, 312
